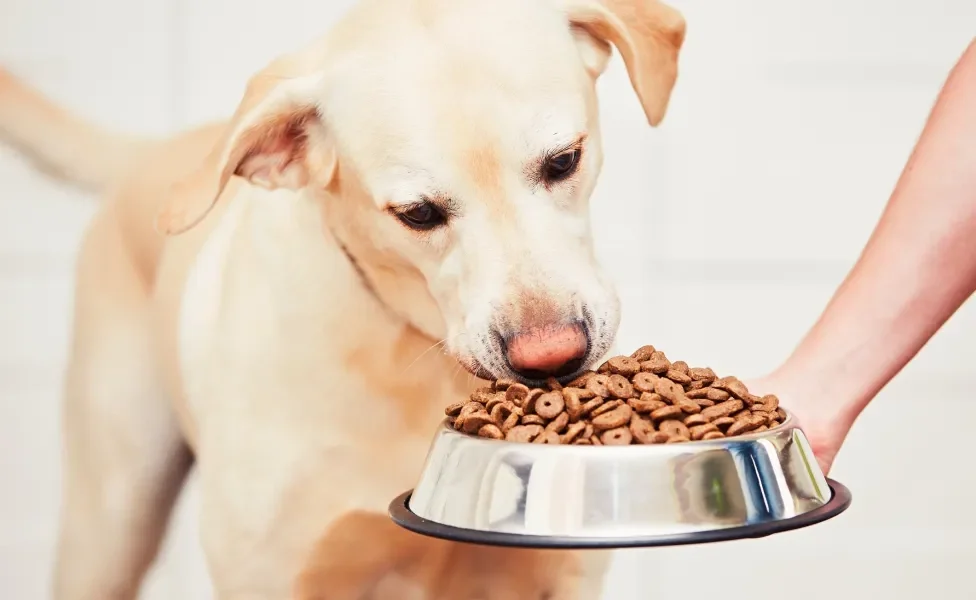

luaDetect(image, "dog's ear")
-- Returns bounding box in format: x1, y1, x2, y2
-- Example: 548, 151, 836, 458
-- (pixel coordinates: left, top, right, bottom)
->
560, 0, 686, 126
155, 56, 335, 236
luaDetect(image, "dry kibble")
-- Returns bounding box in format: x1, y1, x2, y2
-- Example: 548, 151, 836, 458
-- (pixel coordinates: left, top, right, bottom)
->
631, 345, 657, 362
546, 411, 570, 434
493, 378, 515, 391
666, 369, 692, 385
706, 388, 730, 401
561, 421, 587, 444
445, 401, 466, 417
688, 367, 716, 383
590, 399, 624, 417
567, 371, 597, 388
478, 423, 504, 439
506, 424, 544, 443
607, 374, 636, 399
632, 372, 659, 393
592, 404, 634, 431
505, 383, 529, 405
601, 427, 633, 445
522, 388, 544, 413
535, 392, 565, 419
608, 356, 641, 377
586, 374, 611, 398
446, 344, 788, 445
650, 405, 684, 421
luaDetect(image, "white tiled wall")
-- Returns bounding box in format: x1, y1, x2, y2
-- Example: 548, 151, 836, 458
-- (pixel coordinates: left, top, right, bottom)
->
1, 1, 974, 598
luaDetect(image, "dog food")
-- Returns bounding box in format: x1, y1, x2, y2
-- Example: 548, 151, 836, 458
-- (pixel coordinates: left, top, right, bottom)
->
445, 345, 787, 445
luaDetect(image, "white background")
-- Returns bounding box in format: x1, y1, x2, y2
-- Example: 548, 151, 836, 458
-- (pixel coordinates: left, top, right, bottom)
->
2, 0, 975, 598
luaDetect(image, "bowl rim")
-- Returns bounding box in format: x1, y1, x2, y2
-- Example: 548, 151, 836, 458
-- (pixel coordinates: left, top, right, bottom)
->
389, 476, 851, 549
440, 409, 797, 449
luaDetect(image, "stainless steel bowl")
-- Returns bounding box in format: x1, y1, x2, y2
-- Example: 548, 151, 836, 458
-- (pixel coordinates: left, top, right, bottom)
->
389, 411, 851, 548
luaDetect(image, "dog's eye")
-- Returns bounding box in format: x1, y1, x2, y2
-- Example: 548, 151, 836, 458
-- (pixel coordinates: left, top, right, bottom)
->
542, 149, 582, 182
394, 202, 447, 231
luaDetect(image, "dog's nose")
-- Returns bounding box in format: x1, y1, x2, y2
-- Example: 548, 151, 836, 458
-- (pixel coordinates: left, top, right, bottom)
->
505, 323, 588, 380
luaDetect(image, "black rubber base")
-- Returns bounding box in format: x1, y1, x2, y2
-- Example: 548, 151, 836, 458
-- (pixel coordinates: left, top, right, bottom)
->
389, 479, 851, 549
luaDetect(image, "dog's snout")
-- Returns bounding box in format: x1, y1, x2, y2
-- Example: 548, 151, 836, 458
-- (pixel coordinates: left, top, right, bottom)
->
504, 322, 588, 380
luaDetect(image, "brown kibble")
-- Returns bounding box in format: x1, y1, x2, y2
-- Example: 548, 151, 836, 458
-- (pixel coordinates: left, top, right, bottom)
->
522, 388, 544, 413
601, 427, 633, 445
632, 372, 659, 393
505, 383, 530, 405
701, 399, 744, 421
742, 393, 762, 408
727, 414, 766, 437
534, 430, 562, 444
666, 369, 692, 385
648, 431, 670, 443
590, 434, 603, 446
608, 356, 641, 377
522, 414, 546, 426
561, 421, 587, 444
631, 345, 657, 362
696, 399, 716, 408
754, 425, 769, 433
489, 401, 520, 425
535, 392, 565, 419
592, 404, 634, 431
689, 423, 720, 440
686, 388, 709, 400
687, 380, 706, 390
702, 431, 725, 440
567, 371, 597, 388
671, 361, 689, 374
575, 438, 592, 445
506, 424, 544, 443
776, 407, 788, 421
725, 379, 750, 400
502, 412, 521, 432
563, 388, 584, 421
751, 410, 773, 426
586, 374, 611, 398
470, 387, 494, 403
478, 423, 504, 439
547, 376, 563, 392
460, 410, 493, 434
644, 353, 671, 374
493, 378, 515, 391
597, 360, 611, 374
630, 417, 657, 444
590, 399, 624, 417
580, 397, 604, 416
666, 435, 690, 444
712, 416, 735, 428
760, 394, 780, 413
459, 402, 486, 419
485, 393, 507, 413
650, 405, 684, 421
445, 401, 466, 417
688, 367, 716, 383
546, 411, 570, 434
678, 399, 702, 414
659, 419, 691, 439
654, 378, 684, 403
607, 374, 635, 399
582, 423, 594, 440
683, 414, 708, 427
628, 394, 667, 413
706, 388, 730, 401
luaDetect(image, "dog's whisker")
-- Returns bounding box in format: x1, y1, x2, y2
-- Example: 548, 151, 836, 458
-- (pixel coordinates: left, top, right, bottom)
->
399, 338, 449, 376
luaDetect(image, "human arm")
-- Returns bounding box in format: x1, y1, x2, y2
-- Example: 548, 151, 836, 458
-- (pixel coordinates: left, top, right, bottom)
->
750, 38, 976, 474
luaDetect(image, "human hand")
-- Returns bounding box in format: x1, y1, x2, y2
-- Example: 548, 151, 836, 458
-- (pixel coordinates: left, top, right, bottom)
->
744, 374, 855, 476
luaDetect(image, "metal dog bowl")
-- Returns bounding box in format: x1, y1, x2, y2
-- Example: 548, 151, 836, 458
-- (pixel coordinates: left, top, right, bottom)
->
389, 412, 851, 548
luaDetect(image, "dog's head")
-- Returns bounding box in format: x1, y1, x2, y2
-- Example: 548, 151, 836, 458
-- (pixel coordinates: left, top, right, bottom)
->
157, 0, 685, 385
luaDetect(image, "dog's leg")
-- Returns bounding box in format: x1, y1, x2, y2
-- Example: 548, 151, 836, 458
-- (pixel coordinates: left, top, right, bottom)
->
53, 218, 192, 600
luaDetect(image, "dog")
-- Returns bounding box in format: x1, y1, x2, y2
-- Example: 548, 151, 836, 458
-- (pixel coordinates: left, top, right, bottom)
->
0, 0, 684, 597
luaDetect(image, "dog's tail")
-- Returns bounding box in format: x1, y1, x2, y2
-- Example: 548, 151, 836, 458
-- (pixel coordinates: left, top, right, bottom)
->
0, 66, 156, 192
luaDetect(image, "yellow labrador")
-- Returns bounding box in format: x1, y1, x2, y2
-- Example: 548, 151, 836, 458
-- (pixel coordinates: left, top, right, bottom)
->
0, 0, 684, 597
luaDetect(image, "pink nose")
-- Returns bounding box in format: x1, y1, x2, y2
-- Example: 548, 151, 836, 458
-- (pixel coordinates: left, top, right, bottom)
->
505, 324, 588, 378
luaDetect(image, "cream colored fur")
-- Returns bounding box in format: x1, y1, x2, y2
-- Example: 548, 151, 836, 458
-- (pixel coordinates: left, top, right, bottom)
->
0, 0, 685, 598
